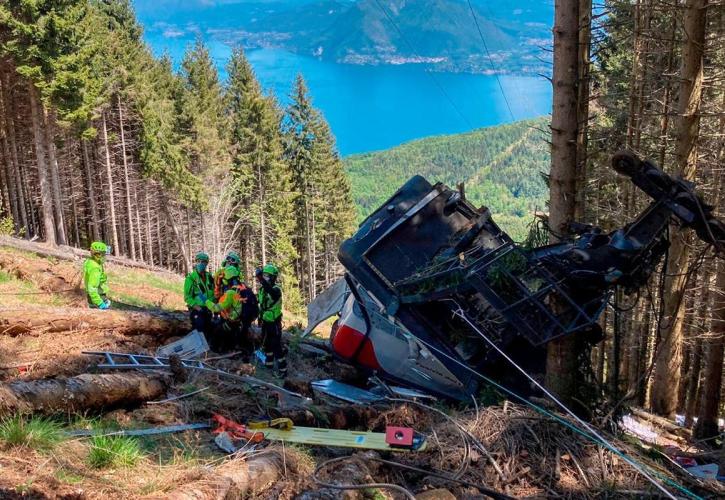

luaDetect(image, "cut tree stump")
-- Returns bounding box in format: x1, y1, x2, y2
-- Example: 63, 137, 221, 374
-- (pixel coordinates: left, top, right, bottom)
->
0, 307, 188, 336
0, 372, 169, 415
160, 451, 285, 500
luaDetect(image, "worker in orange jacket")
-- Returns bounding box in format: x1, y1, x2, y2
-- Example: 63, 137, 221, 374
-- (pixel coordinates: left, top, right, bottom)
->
213, 251, 242, 300
206, 266, 258, 353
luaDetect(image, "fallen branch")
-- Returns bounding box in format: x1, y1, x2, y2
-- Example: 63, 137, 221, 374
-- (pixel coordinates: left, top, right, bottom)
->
630, 407, 690, 438
0, 372, 169, 416
0, 307, 188, 336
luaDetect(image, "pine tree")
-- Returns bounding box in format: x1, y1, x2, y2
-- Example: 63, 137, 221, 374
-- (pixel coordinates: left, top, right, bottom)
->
227, 47, 301, 308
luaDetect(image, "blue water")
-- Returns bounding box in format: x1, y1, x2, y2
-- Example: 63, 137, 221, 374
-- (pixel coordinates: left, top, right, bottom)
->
144, 35, 552, 155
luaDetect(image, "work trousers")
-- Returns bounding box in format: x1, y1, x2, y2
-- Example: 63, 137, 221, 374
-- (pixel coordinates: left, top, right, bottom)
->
262, 318, 287, 376
189, 307, 212, 336
209, 318, 240, 353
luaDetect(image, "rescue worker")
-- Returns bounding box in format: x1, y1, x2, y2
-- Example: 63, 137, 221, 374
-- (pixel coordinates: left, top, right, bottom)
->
206, 266, 256, 353
255, 263, 286, 377
83, 241, 110, 309
214, 251, 242, 300
184, 252, 214, 336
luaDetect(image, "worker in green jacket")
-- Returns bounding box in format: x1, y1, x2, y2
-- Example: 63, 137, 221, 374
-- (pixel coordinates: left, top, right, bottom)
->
184, 252, 214, 336
205, 266, 258, 352
83, 241, 110, 309
255, 263, 286, 377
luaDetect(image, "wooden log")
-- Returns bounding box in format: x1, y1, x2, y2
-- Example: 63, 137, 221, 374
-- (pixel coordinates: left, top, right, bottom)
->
0, 307, 188, 336
0, 235, 180, 276
160, 451, 285, 500
630, 407, 690, 438
0, 372, 169, 416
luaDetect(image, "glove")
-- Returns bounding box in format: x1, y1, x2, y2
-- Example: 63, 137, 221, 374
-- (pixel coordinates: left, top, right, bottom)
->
98, 300, 110, 310
198, 293, 207, 303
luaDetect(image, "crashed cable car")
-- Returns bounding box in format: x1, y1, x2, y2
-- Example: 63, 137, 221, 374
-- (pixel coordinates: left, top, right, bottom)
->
306, 152, 725, 400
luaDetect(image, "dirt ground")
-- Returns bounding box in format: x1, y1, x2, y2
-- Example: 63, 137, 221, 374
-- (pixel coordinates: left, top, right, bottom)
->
0, 245, 723, 499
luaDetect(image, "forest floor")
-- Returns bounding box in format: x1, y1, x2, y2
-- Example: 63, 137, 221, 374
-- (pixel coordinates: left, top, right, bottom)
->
0, 243, 723, 499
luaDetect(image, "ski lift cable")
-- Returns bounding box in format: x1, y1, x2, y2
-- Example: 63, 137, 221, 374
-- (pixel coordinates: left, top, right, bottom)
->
465, 0, 516, 122
404, 306, 699, 500
372, 0, 474, 129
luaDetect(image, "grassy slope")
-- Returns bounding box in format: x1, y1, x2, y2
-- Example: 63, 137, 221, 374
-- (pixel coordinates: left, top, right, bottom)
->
0, 246, 184, 311
344, 117, 550, 240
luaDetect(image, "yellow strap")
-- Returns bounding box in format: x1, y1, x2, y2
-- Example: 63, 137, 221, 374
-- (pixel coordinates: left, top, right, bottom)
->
247, 418, 293, 430
260, 426, 427, 452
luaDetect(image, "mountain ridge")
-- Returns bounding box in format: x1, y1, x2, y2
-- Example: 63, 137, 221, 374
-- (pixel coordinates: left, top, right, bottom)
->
136, 0, 553, 74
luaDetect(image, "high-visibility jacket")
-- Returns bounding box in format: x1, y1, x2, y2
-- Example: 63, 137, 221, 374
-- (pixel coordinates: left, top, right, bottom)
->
83, 257, 109, 307
213, 265, 245, 300
258, 285, 282, 323
206, 284, 251, 322
184, 269, 214, 309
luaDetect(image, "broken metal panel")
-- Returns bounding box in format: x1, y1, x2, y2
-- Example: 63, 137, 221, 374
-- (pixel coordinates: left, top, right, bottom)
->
156, 329, 209, 358
311, 379, 383, 404
303, 277, 349, 336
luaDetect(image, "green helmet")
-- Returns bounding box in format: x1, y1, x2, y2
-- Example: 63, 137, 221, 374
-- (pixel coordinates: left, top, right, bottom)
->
90, 241, 108, 254
225, 251, 241, 266
262, 263, 279, 276
223, 266, 241, 282
195, 252, 210, 263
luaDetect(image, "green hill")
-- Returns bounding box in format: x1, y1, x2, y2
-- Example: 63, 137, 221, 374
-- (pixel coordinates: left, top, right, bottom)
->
343, 117, 550, 240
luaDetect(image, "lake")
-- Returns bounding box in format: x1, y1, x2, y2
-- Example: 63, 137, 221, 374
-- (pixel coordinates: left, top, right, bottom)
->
144, 35, 552, 155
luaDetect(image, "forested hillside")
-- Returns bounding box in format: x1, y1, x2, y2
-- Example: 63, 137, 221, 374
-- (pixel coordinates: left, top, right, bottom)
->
345, 118, 549, 239
0, 0, 356, 309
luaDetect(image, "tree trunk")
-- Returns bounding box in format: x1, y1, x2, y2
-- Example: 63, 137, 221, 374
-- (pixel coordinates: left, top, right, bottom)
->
160, 195, 191, 274
545, 0, 589, 409
134, 186, 144, 263
117, 96, 136, 260
683, 341, 702, 428
44, 110, 67, 245
81, 139, 100, 241
258, 163, 267, 265
101, 110, 120, 255
694, 260, 725, 439
651, 0, 708, 418
658, 16, 677, 167
145, 188, 154, 266
0, 373, 169, 416
0, 307, 189, 337
27, 81, 56, 246
0, 75, 19, 230
4, 76, 29, 237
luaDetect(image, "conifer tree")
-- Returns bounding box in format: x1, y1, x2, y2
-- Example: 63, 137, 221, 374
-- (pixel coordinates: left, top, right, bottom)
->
227, 48, 301, 309
284, 74, 356, 299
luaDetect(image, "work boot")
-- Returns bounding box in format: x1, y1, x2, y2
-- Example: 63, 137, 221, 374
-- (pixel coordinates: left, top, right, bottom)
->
274, 353, 287, 378
264, 351, 274, 369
